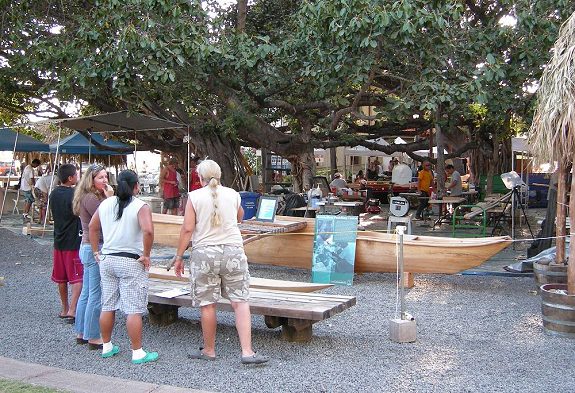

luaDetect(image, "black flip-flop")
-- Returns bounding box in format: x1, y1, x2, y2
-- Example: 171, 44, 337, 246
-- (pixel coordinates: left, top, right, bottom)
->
63, 316, 75, 324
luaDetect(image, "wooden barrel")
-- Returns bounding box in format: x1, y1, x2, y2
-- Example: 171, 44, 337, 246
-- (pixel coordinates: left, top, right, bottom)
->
533, 262, 568, 289
540, 283, 575, 338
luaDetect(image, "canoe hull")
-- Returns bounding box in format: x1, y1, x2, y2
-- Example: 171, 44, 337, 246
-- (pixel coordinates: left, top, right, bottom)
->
152, 214, 510, 274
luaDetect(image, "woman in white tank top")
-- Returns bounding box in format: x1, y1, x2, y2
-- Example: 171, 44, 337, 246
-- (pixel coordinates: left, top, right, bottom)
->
173, 159, 269, 364
89, 170, 158, 364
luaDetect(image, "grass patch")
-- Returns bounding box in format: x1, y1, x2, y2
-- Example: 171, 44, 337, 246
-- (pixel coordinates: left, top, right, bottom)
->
0, 379, 68, 393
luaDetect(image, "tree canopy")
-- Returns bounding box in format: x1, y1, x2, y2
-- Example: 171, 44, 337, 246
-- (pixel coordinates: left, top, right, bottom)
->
1, 0, 574, 189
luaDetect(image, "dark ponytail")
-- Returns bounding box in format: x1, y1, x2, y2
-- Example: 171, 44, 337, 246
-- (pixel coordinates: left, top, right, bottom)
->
115, 170, 139, 220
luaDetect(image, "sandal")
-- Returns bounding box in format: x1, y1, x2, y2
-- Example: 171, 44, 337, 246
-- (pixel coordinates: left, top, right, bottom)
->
188, 348, 216, 361
101, 345, 120, 359
132, 351, 159, 364
88, 343, 103, 350
241, 352, 269, 365
62, 316, 75, 324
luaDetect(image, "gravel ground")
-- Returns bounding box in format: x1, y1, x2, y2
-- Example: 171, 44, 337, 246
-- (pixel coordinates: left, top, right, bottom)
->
1, 223, 575, 393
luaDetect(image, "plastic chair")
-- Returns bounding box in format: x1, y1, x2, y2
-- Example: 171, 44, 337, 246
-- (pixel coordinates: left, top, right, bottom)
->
452, 205, 486, 237
387, 214, 412, 235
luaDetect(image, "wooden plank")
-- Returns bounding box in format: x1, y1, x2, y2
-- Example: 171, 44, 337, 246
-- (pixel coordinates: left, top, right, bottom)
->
148, 267, 334, 292
147, 279, 356, 321
22, 224, 52, 236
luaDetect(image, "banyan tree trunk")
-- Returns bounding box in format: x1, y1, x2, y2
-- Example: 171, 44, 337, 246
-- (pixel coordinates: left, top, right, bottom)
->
189, 131, 246, 190
289, 150, 316, 193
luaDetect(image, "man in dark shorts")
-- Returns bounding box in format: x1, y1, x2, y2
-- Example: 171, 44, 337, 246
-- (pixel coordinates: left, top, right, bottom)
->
49, 164, 83, 322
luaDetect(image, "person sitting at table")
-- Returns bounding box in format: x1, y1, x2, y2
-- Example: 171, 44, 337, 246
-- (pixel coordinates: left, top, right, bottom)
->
415, 161, 434, 220
329, 172, 348, 195
354, 170, 368, 187
445, 164, 463, 197
366, 161, 378, 180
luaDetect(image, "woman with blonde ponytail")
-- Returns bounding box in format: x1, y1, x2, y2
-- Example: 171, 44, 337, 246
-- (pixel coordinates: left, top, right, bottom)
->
174, 159, 269, 365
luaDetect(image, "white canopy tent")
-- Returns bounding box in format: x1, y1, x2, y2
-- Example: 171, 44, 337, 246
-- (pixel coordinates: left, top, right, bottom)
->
344, 137, 408, 177
413, 146, 448, 157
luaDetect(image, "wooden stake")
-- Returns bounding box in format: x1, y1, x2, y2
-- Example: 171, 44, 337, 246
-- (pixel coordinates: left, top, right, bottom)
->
556, 162, 567, 264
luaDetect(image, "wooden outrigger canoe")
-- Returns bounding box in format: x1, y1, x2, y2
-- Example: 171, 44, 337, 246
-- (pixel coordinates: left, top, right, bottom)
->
151, 213, 511, 275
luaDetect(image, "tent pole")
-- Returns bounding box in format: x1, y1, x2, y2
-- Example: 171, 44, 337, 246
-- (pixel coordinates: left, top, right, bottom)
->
187, 126, 190, 193
88, 134, 92, 163
133, 131, 137, 173
43, 126, 62, 236
0, 131, 20, 224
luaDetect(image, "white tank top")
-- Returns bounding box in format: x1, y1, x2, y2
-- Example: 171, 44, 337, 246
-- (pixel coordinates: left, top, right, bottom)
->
188, 185, 243, 249
99, 196, 147, 256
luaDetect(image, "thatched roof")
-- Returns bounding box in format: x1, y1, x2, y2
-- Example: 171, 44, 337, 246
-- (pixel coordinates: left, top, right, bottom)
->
529, 11, 575, 164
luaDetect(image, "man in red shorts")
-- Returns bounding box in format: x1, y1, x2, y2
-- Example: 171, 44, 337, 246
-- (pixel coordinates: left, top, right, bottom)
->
49, 164, 83, 323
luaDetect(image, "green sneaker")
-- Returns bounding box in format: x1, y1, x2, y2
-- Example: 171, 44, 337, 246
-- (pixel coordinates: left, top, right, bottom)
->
101, 345, 120, 359
132, 351, 159, 364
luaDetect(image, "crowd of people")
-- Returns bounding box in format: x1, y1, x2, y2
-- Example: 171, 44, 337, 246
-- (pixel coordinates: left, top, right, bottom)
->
17, 151, 465, 366
38, 157, 269, 365
327, 158, 464, 219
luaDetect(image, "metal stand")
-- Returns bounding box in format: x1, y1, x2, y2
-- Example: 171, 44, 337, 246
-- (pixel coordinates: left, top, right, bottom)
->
491, 186, 534, 238
389, 225, 416, 343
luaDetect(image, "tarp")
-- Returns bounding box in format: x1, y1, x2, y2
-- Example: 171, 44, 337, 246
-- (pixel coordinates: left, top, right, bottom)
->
50, 132, 132, 155
48, 111, 185, 133
512, 136, 528, 152
0, 127, 51, 152
414, 146, 448, 157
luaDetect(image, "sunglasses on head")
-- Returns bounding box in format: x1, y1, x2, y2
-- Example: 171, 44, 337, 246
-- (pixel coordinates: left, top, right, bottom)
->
89, 164, 104, 174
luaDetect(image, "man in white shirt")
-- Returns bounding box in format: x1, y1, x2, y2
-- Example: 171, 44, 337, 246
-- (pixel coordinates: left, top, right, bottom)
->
445, 164, 463, 196
20, 158, 41, 221
329, 172, 348, 195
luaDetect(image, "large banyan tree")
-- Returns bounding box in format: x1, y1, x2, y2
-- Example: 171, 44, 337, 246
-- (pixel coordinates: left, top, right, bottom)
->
1, 1, 575, 190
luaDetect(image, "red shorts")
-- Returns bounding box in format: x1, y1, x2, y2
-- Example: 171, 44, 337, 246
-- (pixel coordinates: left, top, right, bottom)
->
52, 249, 83, 284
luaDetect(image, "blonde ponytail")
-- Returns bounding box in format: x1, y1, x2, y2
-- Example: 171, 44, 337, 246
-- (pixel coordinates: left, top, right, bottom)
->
197, 160, 222, 227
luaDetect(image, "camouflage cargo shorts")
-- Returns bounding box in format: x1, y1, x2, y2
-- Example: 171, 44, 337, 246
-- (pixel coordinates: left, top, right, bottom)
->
34, 188, 48, 209
189, 245, 250, 307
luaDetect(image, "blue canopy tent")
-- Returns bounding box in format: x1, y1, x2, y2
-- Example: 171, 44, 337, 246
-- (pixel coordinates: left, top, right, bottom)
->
0, 127, 51, 152
0, 128, 50, 224
49, 131, 132, 155
4, 111, 186, 228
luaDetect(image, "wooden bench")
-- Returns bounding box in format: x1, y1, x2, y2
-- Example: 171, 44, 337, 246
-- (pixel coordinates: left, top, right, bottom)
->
147, 278, 356, 342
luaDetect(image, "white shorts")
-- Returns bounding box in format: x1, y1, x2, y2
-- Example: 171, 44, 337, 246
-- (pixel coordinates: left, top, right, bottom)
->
99, 255, 148, 314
